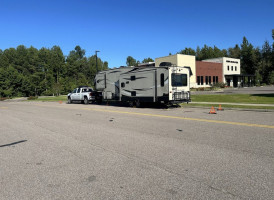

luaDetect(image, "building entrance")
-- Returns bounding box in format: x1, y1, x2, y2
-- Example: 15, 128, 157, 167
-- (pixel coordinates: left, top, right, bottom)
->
233, 76, 238, 87
226, 78, 231, 86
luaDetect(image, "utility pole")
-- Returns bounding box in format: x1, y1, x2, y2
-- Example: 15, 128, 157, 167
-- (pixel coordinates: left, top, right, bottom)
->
95, 50, 100, 73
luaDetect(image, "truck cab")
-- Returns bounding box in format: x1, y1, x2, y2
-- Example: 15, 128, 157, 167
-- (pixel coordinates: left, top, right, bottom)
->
67, 86, 95, 104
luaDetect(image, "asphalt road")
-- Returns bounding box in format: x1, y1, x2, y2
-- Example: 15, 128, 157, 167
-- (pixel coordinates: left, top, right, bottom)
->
0, 101, 274, 200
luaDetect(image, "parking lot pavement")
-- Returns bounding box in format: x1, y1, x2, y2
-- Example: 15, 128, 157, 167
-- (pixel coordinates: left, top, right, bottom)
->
1, 101, 274, 199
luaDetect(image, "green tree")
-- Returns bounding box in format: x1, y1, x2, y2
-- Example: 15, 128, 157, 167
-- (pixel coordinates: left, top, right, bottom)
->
178, 48, 196, 56
50, 46, 65, 84
142, 57, 154, 63
196, 46, 201, 60
240, 37, 258, 75
268, 71, 274, 84
228, 44, 241, 58
259, 41, 272, 84
126, 56, 137, 66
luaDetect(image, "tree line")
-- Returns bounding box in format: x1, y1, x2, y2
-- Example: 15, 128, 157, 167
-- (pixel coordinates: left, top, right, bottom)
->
127, 30, 274, 85
0, 45, 108, 97
1, 31, 273, 98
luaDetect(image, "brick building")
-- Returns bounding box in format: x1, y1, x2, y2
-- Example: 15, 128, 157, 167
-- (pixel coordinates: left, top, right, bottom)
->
195, 61, 223, 87
154, 54, 254, 88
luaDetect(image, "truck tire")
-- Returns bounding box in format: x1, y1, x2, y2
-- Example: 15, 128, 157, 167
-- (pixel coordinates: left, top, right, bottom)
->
84, 97, 89, 105
68, 97, 72, 104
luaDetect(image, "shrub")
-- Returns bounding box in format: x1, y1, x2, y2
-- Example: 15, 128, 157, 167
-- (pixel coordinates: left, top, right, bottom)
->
41, 90, 54, 96
27, 96, 38, 100
212, 82, 226, 88
0, 97, 9, 101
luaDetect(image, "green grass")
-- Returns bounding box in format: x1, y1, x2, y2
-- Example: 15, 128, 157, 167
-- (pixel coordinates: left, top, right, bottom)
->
32, 95, 67, 102
183, 103, 274, 110
191, 94, 274, 104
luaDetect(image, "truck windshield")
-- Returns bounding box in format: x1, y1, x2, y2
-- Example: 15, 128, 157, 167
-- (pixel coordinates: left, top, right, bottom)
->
171, 73, 187, 87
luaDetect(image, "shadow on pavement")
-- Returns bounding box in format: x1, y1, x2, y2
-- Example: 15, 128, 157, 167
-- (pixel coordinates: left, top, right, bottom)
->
251, 94, 274, 98
81, 101, 182, 109
0, 140, 27, 148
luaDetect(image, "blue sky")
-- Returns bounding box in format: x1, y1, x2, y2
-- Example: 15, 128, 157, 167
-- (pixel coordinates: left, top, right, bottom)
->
0, 0, 273, 68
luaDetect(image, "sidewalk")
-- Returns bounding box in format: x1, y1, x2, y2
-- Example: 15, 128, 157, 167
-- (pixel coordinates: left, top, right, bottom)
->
191, 102, 274, 107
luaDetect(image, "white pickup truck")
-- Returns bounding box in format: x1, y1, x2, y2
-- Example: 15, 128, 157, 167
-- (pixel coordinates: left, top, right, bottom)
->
67, 86, 95, 104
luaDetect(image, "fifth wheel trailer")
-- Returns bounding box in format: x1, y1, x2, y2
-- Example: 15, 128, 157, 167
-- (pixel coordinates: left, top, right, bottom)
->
94, 65, 191, 106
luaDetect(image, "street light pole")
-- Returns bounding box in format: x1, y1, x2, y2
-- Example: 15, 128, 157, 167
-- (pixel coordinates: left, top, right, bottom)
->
95, 50, 100, 73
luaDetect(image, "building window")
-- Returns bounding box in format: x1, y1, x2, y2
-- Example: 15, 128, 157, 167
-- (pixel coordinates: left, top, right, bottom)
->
205, 76, 208, 85
213, 76, 215, 84
209, 76, 211, 84
201, 76, 204, 85
216, 76, 218, 83
235, 66, 237, 71
231, 66, 233, 71
227, 66, 229, 71
161, 73, 165, 87
197, 76, 200, 85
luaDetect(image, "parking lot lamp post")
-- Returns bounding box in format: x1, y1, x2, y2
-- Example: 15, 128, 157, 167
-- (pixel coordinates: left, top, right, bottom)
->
95, 50, 100, 73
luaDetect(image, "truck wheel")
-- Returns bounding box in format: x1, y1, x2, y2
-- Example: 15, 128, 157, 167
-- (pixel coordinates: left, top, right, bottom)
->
84, 97, 89, 105
68, 97, 72, 104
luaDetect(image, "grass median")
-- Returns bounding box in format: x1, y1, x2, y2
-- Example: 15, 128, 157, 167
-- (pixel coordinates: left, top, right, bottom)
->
184, 103, 274, 110
191, 94, 274, 104
187, 94, 274, 110
32, 95, 67, 102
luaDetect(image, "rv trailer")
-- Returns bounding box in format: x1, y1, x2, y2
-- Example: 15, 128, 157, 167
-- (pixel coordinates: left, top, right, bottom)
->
94, 65, 191, 106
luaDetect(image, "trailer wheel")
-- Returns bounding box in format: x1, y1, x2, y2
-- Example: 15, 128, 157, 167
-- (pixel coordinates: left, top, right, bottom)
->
135, 99, 141, 108
128, 101, 134, 107
84, 97, 89, 105
96, 99, 102, 104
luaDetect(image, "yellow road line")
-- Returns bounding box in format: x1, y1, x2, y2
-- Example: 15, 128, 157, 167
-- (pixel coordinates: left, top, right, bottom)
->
35, 104, 274, 129
0, 107, 8, 109
83, 108, 274, 129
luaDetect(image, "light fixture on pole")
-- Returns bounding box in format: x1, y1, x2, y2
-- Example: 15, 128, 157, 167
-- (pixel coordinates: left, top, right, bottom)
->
95, 50, 100, 73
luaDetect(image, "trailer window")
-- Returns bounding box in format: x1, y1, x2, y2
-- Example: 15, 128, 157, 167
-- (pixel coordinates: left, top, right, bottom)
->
131, 91, 136, 96
131, 76, 136, 81
161, 73, 164, 87
171, 74, 187, 87
121, 82, 125, 88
